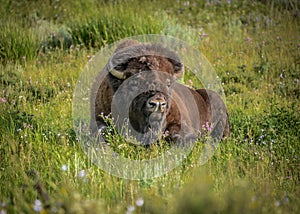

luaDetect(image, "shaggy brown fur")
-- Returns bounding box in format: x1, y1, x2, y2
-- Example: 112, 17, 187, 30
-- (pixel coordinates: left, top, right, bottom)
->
90, 40, 183, 132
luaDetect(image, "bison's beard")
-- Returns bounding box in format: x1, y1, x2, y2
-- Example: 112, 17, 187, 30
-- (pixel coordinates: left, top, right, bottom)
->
147, 112, 165, 130
134, 113, 165, 145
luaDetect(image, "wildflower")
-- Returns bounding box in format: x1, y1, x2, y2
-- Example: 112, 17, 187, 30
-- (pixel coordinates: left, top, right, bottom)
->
88, 55, 94, 62
202, 122, 211, 132
23, 123, 33, 129
280, 73, 283, 79
135, 197, 144, 207
33, 200, 43, 212
163, 130, 170, 137
199, 33, 209, 39
244, 37, 252, 42
126, 205, 135, 214
284, 196, 289, 203
183, 1, 190, 6
0, 98, 7, 103
51, 206, 58, 213
0, 202, 6, 213
61, 164, 67, 171
78, 170, 86, 178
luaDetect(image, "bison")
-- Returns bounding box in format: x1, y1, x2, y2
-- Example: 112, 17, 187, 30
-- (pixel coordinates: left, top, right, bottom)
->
90, 40, 230, 145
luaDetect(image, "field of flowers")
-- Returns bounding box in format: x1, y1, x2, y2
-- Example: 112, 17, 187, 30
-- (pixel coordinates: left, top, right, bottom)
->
0, 0, 299, 213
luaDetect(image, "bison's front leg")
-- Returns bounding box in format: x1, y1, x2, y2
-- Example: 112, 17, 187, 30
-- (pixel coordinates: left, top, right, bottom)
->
163, 122, 198, 147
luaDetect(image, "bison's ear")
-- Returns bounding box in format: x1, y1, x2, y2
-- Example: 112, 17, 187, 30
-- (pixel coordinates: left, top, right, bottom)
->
168, 59, 184, 79
108, 40, 140, 79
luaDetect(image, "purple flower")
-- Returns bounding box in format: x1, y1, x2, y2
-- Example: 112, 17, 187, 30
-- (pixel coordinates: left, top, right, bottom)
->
0, 98, 7, 103
203, 122, 212, 131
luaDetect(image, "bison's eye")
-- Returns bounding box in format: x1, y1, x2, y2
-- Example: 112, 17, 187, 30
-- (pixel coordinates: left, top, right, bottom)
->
146, 99, 167, 113
147, 101, 157, 109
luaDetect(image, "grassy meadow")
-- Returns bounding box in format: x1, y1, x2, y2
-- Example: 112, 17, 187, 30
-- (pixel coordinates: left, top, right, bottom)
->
0, 0, 299, 213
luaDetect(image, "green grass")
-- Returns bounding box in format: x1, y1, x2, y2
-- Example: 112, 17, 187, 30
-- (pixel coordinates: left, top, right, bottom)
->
0, 0, 299, 213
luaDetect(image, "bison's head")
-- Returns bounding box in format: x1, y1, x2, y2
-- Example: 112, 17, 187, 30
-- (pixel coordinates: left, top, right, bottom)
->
107, 40, 184, 91
130, 90, 168, 131
101, 40, 185, 145
111, 69, 174, 145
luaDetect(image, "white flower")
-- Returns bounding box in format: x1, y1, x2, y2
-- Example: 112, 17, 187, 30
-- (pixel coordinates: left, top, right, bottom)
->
61, 164, 67, 171
135, 197, 144, 207
33, 200, 43, 212
126, 205, 135, 214
78, 170, 86, 178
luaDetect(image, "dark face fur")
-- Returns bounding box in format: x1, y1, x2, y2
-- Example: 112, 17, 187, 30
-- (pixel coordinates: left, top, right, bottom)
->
129, 90, 169, 134
107, 42, 183, 92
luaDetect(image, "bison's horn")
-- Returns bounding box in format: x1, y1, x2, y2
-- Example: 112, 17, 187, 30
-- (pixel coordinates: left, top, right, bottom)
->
109, 68, 126, 79
107, 55, 126, 79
